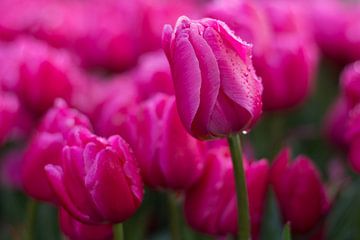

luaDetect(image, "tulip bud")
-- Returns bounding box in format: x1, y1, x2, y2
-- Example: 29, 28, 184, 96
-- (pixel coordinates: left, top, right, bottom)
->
324, 97, 350, 150
0, 91, 19, 144
346, 104, 360, 173
22, 99, 91, 202
184, 146, 269, 239
271, 148, 330, 234
132, 51, 174, 101
340, 61, 360, 108
256, 2, 319, 111
59, 208, 113, 240
120, 94, 205, 190
162, 16, 263, 139
45, 127, 144, 224
0, 37, 84, 115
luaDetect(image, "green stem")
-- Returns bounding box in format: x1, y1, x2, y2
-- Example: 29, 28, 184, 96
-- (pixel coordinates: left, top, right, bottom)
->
24, 199, 38, 240
114, 223, 124, 240
227, 134, 251, 240
167, 193, 181, 240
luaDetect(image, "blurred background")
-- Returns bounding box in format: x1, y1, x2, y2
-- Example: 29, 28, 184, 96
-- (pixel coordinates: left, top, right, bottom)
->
1, 0, 360, 239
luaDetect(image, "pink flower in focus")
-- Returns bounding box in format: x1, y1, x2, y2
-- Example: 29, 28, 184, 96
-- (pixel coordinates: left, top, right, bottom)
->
184, 146, 269, 239
119, 94, 205, 190
0, 91, 19, 144
45, 127, 144, 224
22, 99, 92, 202
59, 208, 113, 240
163, 16, 263, 139
271, 148, 330, 234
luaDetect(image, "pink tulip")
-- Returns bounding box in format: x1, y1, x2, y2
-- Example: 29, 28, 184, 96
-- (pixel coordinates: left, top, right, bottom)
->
45, 127, 144, 224
22, 99, 91, 202
162, 16, 263, 139
0, 91, 19, 144
271, 148, 330, 234
346, 104, 360, 173
324, 97, 350, 150
59, 208, 113, 240
184, 146, 269, 239
311, 0, 360, 62
132, 51, 174, 101
93, 77, 139, 137
119, 94, 205, 190
256, 2, 319, 111
340, 61, 360, 108
0, 37, 84, 115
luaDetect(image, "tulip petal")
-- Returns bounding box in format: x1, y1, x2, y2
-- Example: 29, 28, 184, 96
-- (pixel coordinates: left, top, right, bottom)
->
171, 31, 201, 133
45, 164, 91, 223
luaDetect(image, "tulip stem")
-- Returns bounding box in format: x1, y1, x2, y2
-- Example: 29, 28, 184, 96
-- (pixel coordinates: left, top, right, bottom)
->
114, 223, 124, 240
227, 134, 250, 240
167, 193, 181, 240
24, 199, 38, 240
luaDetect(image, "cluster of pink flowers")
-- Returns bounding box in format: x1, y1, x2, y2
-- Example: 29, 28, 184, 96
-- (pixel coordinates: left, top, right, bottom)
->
1, 0, 359, 239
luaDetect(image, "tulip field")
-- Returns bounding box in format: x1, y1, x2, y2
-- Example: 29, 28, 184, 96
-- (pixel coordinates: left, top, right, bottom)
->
1, 0, 360, 239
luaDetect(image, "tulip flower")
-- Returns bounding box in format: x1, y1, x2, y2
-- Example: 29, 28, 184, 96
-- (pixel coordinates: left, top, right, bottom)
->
162, 16, 263, 140
184, 146, 269, 239
59, 208, 113, 240
119, 94, 205, 190
45, 127, 144, 224
0, 91, 19, 144
324, 97, 350, 150
271, 148, 330, 234
256, 2, 319, 111
340, 61, 360, 108
0, 37, 84, 115
132, 51, 174, 101
346, 104, 360, 173
22, 99, 91, 202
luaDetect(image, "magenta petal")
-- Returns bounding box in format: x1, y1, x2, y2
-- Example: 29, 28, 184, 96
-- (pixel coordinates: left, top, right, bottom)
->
45, 164, 90, 223
85, 148, 137, 223
162, 24, 173, 60
188, 23, 220, 139
171, 31, 201, 133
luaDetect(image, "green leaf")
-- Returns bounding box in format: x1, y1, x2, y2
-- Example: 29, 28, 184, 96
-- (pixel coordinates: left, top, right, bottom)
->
260, 188, 282, 240
282, 223, 291, 240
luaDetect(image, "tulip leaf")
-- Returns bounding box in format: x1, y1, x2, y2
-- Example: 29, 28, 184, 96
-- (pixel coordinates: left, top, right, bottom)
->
260, 189, 282, 240
282, 223, 291, 240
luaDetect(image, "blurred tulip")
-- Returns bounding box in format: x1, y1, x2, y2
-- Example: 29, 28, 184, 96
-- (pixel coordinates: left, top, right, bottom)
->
271, 148, 330, 234
256, 2, 319, 111
0, 91, 19, 144
93, 77, 139, 137
132, 51, 174, 101
311, 0, 360, 62
60, 208, 113, 240
22, 99, 91, 202
324, 97, 350, 150
45, 127, 144, 224
340, 61, 360, 108
120, 94, 205, 190
184, 146, 269, 239
346, 104, 360, 173
0, 37, 84, 115
163, 16, 262, 139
